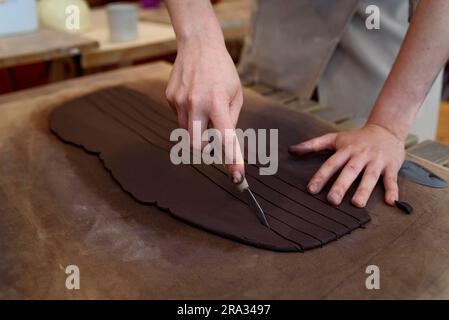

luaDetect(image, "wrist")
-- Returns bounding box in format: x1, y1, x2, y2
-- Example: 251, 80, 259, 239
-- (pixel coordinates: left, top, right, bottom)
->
170, 1, 225, 47
167, 0, 225, 48
366, 117, 410, 142
367, 96, 419, 142
177, 27, 225, 50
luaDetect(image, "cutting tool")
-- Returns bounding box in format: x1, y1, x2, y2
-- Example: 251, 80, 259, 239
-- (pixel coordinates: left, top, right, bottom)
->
236, 177, 270, 229
399, 160, 448, 189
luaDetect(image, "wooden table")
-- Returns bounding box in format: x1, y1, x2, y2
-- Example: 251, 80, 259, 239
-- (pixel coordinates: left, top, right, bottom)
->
1, 1, 251, 78
81, 8, 176, 69
1, 61, 449, 299
0, 27, 98, 69
82, 1, 252, 69
139, 0, 253, 40
0, 27, 98, 83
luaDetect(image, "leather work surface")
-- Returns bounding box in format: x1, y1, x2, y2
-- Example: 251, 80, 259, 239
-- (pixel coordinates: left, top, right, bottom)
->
1, 62, 449, 299
50, 86, 371, 252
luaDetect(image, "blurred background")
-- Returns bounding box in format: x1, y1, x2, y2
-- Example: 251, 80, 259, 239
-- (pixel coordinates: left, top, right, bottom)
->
0, 0, 239, 95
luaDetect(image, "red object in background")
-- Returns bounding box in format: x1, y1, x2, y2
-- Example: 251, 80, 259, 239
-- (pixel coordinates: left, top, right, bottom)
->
0, 63, 49, 94
87, 0, 219, 8
140, 0, 161, 8
0, 69, 13, 94
87, 0, 138, 7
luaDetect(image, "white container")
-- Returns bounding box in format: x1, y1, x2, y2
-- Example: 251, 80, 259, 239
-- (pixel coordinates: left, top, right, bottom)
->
107, 3, 138, 43
0, 0, 38, 37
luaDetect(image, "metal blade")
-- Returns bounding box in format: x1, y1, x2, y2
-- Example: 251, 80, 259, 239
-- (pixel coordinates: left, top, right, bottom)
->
246, 188, 270, 229
399, 160, 448, 189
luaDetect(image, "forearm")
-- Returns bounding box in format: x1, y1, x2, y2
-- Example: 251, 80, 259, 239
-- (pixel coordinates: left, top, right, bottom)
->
166, 0, 224, 46
368, 0, 449, 141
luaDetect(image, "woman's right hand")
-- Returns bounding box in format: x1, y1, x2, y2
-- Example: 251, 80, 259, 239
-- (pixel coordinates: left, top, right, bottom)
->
165, 31, 245, 184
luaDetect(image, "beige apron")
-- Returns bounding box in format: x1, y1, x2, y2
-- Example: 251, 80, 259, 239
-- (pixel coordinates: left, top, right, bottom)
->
319, 0, 442, 140
239, 0, 441, 140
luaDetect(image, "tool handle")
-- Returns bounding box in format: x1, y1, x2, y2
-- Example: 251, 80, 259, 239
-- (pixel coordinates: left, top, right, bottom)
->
236, 177, 249, 192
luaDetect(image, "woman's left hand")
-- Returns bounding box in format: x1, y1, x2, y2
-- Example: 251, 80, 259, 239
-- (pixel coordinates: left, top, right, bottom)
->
288, 124, 405, 208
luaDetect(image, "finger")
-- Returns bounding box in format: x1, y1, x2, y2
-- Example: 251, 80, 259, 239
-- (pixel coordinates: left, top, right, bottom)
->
351, 162, 383, 208
188, 112, 209, 152
172, 89, 188, 130
288, 133, 337, 156
210, 101, 245, 183
383, 165, 400, 206
165, 63, 181, 113
327, 157, 368, 206
229, 87, 243, 127
307, 149, 351, 194
177, 108, 188, 130
165, 89, 176, 112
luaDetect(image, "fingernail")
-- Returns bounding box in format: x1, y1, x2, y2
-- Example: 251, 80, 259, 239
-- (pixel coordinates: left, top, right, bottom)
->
308, 183, 318, 194
353, 197, 366, 208
328, 192, 341, 205
387, 197, 396, 206
232, 171, 243, 185
386, 193, 397, 206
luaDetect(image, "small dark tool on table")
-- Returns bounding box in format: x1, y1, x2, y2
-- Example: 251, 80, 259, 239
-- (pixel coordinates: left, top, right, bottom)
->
394, 160, 448, 215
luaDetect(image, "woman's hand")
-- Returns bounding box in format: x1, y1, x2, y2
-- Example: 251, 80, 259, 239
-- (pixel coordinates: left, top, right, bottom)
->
165, 0, 245, 183
165, 22, 244, 183
289, 124, 405, 207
